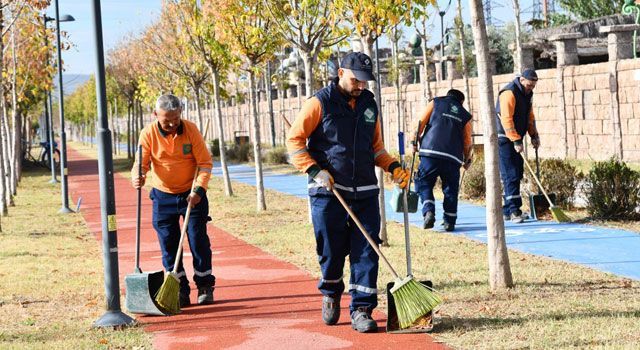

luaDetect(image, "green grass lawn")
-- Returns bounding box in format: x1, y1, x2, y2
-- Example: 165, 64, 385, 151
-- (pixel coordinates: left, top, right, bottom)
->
12, 142, 635, 349
206, 174, 640, 349
0, 147, 151, 349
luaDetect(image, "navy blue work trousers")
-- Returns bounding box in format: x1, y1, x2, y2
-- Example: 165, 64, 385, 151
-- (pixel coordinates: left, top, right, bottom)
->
414, 156, 461, 224
498, 139, 524, 216
310, 194, 381, 314
150, 188, 215, 294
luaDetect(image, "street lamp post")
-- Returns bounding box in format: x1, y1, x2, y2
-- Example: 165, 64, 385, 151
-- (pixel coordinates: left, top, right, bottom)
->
43, 15, 58, 184
438, 0, 452, 81
90, 0, 135, 328
52, 0, 75, 214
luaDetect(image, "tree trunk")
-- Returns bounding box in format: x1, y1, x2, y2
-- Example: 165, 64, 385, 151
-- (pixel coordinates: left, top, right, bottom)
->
0, 9, 7, 216
362, 37, 389, 246
194, 87, 204, 132
265, 63, 276, 146
1, 104, 13, 207
10, 21, 21, 194
469, 0, 514, 290
300, 51, 315, 98
391, 25, 403, 138
211, 69, 234, 197
512, 0, 524, 73
457, 0, 473, 112
248, 69, 267, 211
421, 33, 434, 100
295, 57, 302, 109
127, 103, 132, 159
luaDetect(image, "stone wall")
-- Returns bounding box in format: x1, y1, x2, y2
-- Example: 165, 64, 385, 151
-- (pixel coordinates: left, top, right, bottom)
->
196, 58, 640, 162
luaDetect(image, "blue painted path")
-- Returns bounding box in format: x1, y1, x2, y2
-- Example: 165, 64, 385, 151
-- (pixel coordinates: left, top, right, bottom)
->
215, 163, 640, 280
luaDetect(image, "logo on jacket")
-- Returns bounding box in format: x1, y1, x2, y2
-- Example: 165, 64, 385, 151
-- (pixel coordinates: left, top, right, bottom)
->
183, 144, 192, 155
364, 108, 375, 123
451, 105, 459, 114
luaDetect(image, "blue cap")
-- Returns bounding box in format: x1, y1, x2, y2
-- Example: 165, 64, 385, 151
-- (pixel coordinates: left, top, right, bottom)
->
340, 52, 376, 81
521, 68, 538, 81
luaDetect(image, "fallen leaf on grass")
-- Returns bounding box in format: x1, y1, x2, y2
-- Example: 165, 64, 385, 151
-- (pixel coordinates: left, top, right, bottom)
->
99, 338, 108, 345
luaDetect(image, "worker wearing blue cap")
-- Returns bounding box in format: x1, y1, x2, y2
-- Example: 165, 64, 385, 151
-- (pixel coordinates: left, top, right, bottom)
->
286, 51, 410, 333
495, 68, 541, 223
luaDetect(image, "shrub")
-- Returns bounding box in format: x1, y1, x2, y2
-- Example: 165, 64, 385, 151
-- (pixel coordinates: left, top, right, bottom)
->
265, 146, 289, 164
524, 158, 582, 208
209, 139, 220, 157
461, 152, 485, 200
226, 142, 253, 162
583, 158, 640, 220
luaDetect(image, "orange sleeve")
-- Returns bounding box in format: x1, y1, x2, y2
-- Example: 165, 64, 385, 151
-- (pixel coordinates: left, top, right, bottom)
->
373, 116, 398, 172
463, 120, 472, 160
414, 100, 434, 138
191, 126, 213, 192
131, 127, 151, 179
528, 108, 538, 138
498, 90, 520, 141
285, 97, 323, 173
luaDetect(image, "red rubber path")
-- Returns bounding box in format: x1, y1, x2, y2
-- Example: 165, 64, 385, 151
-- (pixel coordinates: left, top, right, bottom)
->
67, 147, 447, 349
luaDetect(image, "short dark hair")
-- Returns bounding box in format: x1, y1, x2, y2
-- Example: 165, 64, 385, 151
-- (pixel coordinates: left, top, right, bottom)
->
446, 89, 465, 103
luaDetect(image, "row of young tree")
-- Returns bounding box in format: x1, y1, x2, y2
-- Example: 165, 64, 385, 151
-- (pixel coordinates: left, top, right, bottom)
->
0, 0, 57, 229
62, 0, 628, 290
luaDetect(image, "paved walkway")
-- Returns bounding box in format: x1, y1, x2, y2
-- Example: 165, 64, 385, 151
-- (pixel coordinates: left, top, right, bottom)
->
214, 163, 640, 281
67, 148, 446, 349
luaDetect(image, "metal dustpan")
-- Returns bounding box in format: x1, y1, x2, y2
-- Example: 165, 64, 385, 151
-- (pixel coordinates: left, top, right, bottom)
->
125, 269, 166, 315
125, 145, 168, 316
528, 149, 556, 220
386, 280, 434, 333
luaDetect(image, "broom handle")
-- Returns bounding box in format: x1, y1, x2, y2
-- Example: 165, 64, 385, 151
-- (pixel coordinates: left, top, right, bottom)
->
332, 188, 401, 279
172, 120, 210, 275
400, 130, 414, 276
135, 145, 142, 273
535, 148, 542, 195
521, 152, 555, 208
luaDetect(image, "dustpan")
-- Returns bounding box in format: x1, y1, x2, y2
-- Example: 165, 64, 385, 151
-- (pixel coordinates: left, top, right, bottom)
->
386, 280, 434, 333
125, 145, 168, 316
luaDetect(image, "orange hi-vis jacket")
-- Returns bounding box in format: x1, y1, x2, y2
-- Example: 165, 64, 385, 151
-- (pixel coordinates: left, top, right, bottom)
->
132, 119, 212, 196
497, 90, 538, 142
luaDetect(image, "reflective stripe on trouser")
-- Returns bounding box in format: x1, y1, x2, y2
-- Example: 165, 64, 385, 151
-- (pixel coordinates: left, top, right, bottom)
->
151, 188, 215, 294
310, 194, 380, 313
498, 140, 524, 216
414, 157, 461, 224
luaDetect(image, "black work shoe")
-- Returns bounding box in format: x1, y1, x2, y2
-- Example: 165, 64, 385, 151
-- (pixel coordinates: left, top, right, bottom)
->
443, 222, 455, 232
422, 212, 436, 229
350, 308, 377, 333
179, 292, 191, 308
503, 214, 510, 222
197, 287, 214, 305
510, 211, 524, 224
322, 295, 341, 325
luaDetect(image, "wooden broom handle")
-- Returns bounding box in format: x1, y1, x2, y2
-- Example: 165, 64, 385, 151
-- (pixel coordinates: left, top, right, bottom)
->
332, 188, 400, 279
172, 119, 210, 274
521, 152, 555, 208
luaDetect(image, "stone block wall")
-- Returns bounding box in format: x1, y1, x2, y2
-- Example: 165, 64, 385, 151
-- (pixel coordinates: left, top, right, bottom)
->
201, 58, 640, 162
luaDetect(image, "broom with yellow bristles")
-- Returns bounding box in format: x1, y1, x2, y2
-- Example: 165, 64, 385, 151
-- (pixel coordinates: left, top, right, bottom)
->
332, 188, 442, 329
155, 121, 210, 314
521, 153, 572, 223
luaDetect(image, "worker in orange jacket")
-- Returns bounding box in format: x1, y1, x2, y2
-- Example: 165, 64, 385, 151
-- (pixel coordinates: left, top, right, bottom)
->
286, 52, 409, 333
495, 69, 540, 223
131, 94, 214, 307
